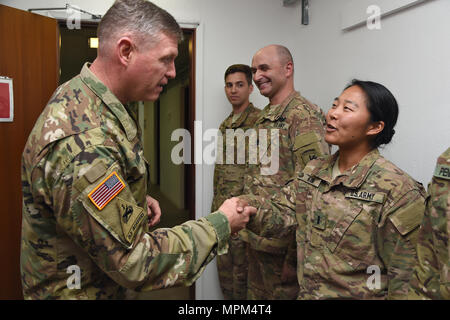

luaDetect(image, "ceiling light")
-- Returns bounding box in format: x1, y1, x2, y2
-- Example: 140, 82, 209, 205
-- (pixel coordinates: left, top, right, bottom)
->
89, 37, 98, 49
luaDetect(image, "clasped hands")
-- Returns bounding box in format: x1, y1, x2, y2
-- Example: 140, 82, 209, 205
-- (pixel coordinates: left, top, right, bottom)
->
219, 197, 257, 234
145, 195, 256, 235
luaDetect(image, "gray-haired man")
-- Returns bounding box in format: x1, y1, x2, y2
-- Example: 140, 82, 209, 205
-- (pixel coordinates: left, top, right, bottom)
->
20, 0, 255, 299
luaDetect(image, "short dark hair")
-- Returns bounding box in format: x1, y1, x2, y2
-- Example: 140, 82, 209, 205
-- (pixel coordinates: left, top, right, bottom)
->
346, 79, 399, 149
98, 0, 182, 55
224, 64, 253, 86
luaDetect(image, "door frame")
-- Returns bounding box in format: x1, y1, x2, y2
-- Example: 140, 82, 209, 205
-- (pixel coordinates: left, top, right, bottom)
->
178, 21, 210, 301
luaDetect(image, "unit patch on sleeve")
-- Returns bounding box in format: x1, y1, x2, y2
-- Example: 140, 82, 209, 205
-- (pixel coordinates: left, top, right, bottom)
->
88, 171, 125, 210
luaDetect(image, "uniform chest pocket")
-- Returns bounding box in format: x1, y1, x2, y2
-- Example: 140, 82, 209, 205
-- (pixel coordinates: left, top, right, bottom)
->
326, 202, 363, 253
326, 196, 382, 270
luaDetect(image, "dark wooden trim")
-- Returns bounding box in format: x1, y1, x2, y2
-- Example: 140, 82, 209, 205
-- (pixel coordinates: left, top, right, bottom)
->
156, 99, 161, 185
181, 27, 196, 300
182, 28, 196, 222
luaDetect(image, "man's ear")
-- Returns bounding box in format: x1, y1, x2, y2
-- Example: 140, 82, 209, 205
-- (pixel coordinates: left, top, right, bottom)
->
249, 84, 254, 95
285, 61, 294, 77
367, 121, 385, 138
116, 37, 134, 66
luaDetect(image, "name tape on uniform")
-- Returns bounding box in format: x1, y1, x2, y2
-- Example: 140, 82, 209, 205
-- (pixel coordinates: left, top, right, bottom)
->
345, 190, 385, 203
434, 164, 450, 180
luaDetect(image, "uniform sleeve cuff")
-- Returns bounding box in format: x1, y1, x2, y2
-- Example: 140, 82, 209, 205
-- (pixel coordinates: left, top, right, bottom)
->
205, 211, 230, 255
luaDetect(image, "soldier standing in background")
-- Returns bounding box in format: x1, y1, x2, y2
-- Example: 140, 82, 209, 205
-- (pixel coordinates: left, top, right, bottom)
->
240, 45, 330, 299
20, 0, 255, 299
212, 64, 260, 300
409, 147, 450, 300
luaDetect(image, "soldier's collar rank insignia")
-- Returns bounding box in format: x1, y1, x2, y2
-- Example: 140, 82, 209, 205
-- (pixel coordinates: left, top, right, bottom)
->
88, 171, 125, 210
299, 173, 321, 187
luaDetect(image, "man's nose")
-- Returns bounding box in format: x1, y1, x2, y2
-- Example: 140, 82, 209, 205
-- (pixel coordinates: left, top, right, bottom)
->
253, 70, 262, 83
167, 61, 176, 79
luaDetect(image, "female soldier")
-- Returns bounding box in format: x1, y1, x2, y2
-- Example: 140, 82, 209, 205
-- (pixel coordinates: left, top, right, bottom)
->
239, 79, 426, 299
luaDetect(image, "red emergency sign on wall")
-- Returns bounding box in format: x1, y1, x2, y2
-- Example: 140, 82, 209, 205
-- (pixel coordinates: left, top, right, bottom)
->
0, 77, 14, 122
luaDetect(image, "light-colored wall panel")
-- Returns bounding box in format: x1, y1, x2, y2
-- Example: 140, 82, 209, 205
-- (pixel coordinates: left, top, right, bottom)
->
341, 0, 431, 30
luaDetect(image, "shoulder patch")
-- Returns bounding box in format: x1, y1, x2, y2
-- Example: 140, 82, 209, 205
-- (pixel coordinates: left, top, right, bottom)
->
434, 164, 450, 180
117, 198, 146, 244
88, 171, 125, 210
293, 132, 325, 167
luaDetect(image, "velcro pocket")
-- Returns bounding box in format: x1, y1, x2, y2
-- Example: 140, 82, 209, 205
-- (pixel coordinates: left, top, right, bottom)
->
389, 200, 425, 236
76, 162, 146, 249
326, 203, 363, 253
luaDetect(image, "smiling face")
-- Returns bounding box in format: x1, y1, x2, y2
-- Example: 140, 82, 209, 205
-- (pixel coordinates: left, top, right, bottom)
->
124, 32, 178, 102
325, 85, 383, 150
251, 46, 289, 101
224, 72, 253, 109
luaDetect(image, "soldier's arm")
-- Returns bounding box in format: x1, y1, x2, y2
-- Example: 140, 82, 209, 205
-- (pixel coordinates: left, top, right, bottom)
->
239, 177, 306, 288
291, 107, 330, 170
409, 171, 450, 300
239, 177, 297, 232
408, 197, 441, 300
378, 190, 426, 300
53, 144, 233, 291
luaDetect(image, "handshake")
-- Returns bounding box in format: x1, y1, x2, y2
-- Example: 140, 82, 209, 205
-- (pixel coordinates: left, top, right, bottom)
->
145, 195, 256, 236
218, 197, 257, 234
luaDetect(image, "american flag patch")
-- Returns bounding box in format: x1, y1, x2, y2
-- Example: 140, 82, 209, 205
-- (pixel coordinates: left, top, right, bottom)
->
88, 171, 125, 210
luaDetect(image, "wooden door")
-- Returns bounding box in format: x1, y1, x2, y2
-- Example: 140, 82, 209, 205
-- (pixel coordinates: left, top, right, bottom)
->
0, 4, 59, 299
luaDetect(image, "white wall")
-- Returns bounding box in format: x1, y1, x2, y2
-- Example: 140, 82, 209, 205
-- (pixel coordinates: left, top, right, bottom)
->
3, 0, 449, 300
293, 0, 450, 186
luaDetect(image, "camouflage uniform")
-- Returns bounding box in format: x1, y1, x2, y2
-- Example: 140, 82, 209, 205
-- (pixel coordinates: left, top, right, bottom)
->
211, 104, 261, 212
240, 91, 330, 299
20, 63, 231, 299
409, 147, 450, 300
211, 104, 260, 300
241, 149, 426, 299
